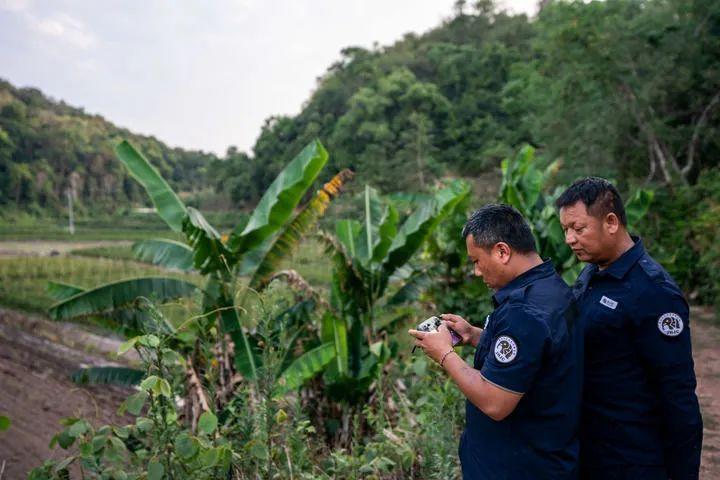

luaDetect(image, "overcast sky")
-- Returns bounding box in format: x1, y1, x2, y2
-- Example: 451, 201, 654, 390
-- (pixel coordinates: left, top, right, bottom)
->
0, 0, 537, 156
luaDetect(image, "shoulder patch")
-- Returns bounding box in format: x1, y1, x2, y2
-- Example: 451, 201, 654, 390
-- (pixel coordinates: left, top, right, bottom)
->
494, 335, 518, 363
657, 312, 684, 337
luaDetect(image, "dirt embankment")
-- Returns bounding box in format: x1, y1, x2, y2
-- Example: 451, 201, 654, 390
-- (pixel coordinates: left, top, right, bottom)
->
0, 309, 133, 478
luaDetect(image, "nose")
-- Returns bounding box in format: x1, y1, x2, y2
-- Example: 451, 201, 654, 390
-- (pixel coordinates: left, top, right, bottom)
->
474, 264, 482, 277
565, 230, 577, 246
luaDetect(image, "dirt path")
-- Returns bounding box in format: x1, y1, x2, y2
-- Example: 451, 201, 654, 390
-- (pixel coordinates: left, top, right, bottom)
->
0, 309, 133, 478
0, 240, 131, 257
692, 307, 720, 478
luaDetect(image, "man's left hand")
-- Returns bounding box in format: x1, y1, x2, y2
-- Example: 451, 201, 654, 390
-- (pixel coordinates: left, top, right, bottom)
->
408, 323, 454, 364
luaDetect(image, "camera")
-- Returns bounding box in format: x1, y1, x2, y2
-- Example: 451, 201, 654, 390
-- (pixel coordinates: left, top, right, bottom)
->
413, 315, 462, 352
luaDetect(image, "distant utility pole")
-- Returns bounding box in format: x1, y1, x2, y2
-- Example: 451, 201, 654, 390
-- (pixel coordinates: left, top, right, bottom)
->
66, 187, 75, 235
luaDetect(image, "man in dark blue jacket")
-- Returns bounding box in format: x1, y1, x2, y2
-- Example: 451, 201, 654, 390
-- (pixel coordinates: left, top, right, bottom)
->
556, 177, 703, 479
410, 204, 583, 479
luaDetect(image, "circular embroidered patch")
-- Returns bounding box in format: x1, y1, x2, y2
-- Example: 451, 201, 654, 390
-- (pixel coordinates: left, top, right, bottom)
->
494, 336, 518, 363
657, 312, 683, 337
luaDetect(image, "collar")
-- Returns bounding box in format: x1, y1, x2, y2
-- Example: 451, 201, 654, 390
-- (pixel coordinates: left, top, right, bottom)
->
595, 235, 645, 279
492, 260, 555, 306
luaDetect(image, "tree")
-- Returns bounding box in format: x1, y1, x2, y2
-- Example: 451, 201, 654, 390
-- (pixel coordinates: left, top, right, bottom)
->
47, 140, 353, 419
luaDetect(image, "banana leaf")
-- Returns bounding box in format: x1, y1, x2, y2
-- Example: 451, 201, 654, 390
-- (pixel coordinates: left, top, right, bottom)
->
230, 139, 328, 253
335, 220, 361, 257
183, 207, 234, 274
247, 169, 353, 289
132, 239, 194, 271
115, 140, 187, 232
383, 180, 470, 277
386, 270, 432, 305
71, 367, 144, 386
356, 185, 398, 266
47, 281, 85, 301
48, 277, 199, 321
625, 189, 654, 228
274, 342, 336, 396
320, 311, 349, 378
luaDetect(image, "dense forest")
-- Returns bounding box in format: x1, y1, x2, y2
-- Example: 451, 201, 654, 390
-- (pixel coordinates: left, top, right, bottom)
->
211, 0, 720, 204
2, 0, 718, 213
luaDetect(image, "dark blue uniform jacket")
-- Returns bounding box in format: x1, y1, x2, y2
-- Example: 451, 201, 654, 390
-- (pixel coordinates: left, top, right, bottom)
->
460, 260, 583, 480
573, 238, 703, 479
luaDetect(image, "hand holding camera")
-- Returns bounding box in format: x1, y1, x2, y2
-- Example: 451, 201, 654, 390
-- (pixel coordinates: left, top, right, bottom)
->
408, 315, 462, 365
440, 313, 483, 347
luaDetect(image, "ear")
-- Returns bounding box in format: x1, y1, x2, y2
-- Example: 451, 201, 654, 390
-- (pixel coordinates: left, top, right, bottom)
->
605, 213, 621, 234
494, 242, 512, 265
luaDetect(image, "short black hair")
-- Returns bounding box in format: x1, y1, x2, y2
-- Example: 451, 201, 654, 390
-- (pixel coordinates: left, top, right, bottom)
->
462, 204, 537, 253
555, 177, 627, 226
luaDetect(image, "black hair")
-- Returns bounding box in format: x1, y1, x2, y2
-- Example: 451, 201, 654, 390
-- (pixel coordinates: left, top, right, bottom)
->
555, 177, 627, 226
462, 204, 537, 253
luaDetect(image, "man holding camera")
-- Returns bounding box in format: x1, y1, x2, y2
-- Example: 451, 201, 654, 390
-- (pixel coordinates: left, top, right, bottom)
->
556, 178, 702, 479
410, 204, 583, 480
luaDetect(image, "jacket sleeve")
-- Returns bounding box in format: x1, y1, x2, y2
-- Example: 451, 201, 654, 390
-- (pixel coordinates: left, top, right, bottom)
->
631, 286, 703, 479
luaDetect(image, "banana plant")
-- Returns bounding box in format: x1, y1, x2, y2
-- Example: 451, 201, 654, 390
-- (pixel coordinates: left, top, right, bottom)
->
319, 180, 470, 402
48, 139, 352, 394
500, 145, 654, 284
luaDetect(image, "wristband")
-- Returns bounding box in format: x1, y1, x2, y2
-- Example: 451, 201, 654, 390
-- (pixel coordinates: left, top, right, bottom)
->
440, 348, 455, 367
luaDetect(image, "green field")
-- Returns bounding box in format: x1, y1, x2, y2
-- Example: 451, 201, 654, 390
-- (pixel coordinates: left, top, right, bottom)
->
0, 255, 201, 313
0, 237, 331, 316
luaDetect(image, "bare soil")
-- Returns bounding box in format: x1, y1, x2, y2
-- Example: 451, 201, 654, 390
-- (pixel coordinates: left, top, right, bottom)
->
0, 307, 718, 478
692, 307, 720, 478
0, 309, 133, 478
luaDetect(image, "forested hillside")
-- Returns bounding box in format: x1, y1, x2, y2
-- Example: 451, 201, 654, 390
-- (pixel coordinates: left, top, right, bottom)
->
0, 79, 218, 215
2, 0, 718, 214
209, 0, 719, 205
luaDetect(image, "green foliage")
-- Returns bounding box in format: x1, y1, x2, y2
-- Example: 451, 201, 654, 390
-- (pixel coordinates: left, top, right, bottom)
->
499, 145, 654, 284
0, 255, 198, 314
47, 277, 199, 323
0, 415, 10, 432
115, 141, 188, 232
46, 281, 85, 301
48, 138, 347, 390
32, 294, 470, 479
132, 238, 195, 271
70, 367, 145, 386
319, 180, 470, 402
511, 0, 720, 186
230, 139, 329, 252
638, 169, 720, 313
0, 78, 216, 215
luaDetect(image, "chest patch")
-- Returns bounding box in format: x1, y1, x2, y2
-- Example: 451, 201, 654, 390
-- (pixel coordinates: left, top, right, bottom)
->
494, 335, 518, 363
657, 312, 684, 337
599, 295, 618, 310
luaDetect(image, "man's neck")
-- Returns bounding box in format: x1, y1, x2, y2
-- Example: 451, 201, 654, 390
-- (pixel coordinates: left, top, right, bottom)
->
597, 232, 635, 270
511, 253, 544, 280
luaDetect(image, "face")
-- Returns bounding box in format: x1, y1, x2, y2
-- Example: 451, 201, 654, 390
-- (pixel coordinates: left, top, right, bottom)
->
465, 235, 512, 290
558, 201, 619, 265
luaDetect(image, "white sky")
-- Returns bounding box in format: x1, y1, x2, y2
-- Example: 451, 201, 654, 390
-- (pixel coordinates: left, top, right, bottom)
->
0, 0, 537, 156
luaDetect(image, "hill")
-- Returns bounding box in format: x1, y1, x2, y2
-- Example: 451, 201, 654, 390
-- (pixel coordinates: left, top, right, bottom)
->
209, 0, 720, 206
0, 78, 218, 216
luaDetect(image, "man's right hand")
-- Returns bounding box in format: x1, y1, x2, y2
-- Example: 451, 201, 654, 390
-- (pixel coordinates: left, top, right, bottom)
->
441, 313, 482, 347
